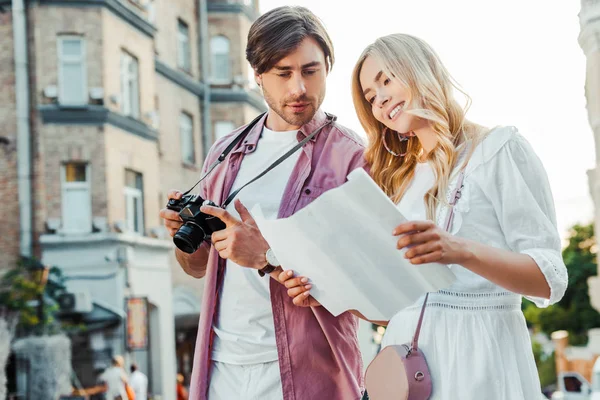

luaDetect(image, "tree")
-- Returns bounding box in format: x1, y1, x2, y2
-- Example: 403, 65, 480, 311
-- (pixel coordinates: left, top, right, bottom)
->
532, 339, 557, 388
0, 256, 74, 337
523, 223, 600, 345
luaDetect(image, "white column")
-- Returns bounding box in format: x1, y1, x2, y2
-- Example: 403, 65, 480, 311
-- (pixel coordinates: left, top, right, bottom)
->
581, 0, 600, 312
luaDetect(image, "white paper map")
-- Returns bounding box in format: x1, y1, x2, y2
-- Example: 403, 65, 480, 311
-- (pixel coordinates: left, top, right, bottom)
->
252, 168, 456, 321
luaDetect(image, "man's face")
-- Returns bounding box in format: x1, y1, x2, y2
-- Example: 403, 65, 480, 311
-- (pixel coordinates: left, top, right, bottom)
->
257, 37, 327, 131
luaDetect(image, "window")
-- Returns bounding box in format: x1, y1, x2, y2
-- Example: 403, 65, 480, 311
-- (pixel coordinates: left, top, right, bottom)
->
214, 121, 236, 142
177, 19, 191, 71
147, 0, 156, 24
61, 163, 91, 233
124, 170, 144, 234
58, 36, 87, 106
563, 376, 583, 392
180, 113, 195, 164
210, 36, 231, 83
120, 51, 140, 118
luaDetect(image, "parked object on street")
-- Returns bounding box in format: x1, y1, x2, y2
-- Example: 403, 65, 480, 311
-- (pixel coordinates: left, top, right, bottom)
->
550, 369, 600, 399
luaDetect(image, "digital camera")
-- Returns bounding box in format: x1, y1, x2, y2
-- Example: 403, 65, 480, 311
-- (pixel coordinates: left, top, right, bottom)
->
166, 194, 226, 254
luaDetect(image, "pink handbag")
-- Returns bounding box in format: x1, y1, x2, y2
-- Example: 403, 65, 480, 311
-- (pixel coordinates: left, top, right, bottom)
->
364, 170, 465, 400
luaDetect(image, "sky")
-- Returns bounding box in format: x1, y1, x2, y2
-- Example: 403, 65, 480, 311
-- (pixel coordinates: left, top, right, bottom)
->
257, 0, 596, 239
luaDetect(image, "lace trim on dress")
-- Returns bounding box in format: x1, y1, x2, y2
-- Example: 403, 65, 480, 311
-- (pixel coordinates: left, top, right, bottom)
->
521, 248, 568, 307
437, 290, 516, 298
424, 303, 521, 311
406, 290, 522, 312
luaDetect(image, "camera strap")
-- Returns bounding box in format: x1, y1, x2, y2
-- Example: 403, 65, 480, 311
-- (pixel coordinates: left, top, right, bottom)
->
182, 112, 267, 197
222, 113, 336, 208
182, 112, 337, 209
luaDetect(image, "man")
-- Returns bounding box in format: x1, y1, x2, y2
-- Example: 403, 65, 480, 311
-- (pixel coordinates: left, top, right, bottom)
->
160, 6, 366, 400
129, 363, 148, 400
99, 355, 128, 400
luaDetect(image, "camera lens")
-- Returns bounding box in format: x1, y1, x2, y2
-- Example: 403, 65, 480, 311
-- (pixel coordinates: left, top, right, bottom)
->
173, 223, 206, 254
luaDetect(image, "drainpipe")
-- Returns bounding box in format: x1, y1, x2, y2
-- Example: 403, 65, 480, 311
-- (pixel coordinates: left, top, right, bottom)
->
12, 0, 33, 258
198, 0, 211, 158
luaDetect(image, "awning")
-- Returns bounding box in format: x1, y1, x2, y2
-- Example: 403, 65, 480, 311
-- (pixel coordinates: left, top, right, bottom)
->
58, 299, 124, 332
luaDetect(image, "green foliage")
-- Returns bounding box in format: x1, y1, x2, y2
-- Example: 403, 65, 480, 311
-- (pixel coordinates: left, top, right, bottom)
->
523, 223, 600, 345
531, 340, 557, 387
0, 257, 77, 337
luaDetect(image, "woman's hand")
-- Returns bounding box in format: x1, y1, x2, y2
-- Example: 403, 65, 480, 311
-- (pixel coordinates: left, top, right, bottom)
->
393, 220, 469, 265
278, 270, 321, 307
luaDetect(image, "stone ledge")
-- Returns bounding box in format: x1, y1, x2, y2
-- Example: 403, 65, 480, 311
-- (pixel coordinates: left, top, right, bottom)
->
207, 2, 258, 21
40, 231, 173, 249
155, 59, 205, 96
0, 0, 157, 37
39, 104, 158, 141
210, 87, 266, 112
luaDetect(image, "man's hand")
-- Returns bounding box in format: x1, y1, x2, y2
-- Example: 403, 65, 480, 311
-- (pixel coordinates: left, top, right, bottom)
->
159, 190, 184, 237
201, 199, 270, 269
160, 189, 209, 279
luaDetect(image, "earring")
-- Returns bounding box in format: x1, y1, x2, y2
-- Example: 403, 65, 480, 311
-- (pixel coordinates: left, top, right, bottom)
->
382, 127, 415, 157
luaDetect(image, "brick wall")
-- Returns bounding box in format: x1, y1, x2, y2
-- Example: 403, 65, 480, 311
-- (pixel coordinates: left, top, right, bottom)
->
154, 0, 200, 79
208, 13, 251, 83
31, 6, 104, 107
36, 123, 107, 225
553, 330, 600, 383
26, 6, 106, 255
104, 125, 161, 232
0, 11, 19, 269
0, 1, 262, 281
101, 9, 155, 121
155, 74, 203, 201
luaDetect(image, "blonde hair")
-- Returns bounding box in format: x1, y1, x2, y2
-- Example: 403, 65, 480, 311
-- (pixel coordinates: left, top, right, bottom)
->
351, 33, 487, 220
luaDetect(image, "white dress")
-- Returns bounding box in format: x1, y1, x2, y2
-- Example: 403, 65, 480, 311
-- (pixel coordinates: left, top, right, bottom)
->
381, 126, 568, 400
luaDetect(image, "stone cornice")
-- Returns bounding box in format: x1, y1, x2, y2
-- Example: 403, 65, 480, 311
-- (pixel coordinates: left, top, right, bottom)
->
207, 2, 258, 22
210, 86, 266, 112
39, 104, 158, 141
155, 58, 266, 111
40, 231, 172, 249
155, 59, 206, 96
0, 0, 156, 37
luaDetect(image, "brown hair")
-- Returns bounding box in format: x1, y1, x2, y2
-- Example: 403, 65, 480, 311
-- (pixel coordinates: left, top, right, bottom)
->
246, 6, 335, 74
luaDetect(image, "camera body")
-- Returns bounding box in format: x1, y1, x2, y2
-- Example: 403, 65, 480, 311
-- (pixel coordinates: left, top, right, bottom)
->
166, 194, 226, 254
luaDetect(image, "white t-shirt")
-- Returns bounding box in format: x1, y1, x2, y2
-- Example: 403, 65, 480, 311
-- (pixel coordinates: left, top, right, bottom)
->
396, 162, 435, 221
129, 370, 148, 400
211, 126, 301, 364
99, 366, 127, 400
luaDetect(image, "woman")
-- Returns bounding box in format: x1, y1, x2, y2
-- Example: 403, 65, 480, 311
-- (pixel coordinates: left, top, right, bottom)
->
281, 33, 568, 399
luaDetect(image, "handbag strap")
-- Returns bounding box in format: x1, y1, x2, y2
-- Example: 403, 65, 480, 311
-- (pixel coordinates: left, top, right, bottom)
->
411, 169, 465, 351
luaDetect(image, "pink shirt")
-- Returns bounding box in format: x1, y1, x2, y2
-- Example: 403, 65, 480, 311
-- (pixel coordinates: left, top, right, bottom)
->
189, 110, 367, 400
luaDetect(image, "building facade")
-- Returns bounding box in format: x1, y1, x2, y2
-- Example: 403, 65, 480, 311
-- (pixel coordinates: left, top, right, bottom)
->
580, 0, 600, 316
0, 0, 264, 398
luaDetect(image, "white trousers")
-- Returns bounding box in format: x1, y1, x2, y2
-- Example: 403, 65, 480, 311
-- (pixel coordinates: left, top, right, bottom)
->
208, 360, 283, 400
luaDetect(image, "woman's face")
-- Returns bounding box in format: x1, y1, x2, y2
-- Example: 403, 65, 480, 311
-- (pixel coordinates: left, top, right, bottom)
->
359, 55, 423, 135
